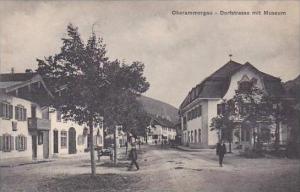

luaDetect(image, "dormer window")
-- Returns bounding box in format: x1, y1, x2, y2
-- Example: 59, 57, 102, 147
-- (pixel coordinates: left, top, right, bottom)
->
237, 75, 256, 93
238, 81, 253, 93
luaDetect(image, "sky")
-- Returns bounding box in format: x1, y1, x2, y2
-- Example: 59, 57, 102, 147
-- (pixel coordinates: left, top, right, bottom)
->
0, 0, 299, 108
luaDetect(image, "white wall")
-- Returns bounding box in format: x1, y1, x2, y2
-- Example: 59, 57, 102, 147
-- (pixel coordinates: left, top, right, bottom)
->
223, 66, 265, 100
49, 110, 103, 157
207, 99, 222, 146
0, 94, 44, 160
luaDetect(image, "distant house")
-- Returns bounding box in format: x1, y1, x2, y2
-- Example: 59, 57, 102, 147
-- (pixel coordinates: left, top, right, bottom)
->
147, 117, 177, 144
179, 60, 286, 149
0, 72, 103, 160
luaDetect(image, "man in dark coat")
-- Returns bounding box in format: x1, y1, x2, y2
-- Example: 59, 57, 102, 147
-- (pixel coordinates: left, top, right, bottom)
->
216, 142, 221, 155
128, 144, 139, 170
125, 141, 128, 154
218, 143, 227, 167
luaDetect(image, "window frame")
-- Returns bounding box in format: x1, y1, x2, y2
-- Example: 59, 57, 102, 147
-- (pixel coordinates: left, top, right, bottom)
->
16, 135, 27, 151
15, 105, 27, 121
61, 131, 67, 148
2, 134, 14, 152
0, 102, 13, 120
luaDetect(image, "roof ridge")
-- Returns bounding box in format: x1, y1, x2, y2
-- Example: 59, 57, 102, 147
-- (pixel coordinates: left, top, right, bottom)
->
241, 62, 281, 81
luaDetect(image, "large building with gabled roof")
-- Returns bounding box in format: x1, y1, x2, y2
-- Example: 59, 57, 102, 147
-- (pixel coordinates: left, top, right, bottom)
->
179, 60, 286, 148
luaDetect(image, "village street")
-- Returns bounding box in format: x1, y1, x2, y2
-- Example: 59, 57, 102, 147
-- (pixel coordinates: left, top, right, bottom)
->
1, 145, 300, 192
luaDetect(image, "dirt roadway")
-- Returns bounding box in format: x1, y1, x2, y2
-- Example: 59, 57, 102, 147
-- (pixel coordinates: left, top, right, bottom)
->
0, 145, 300, 192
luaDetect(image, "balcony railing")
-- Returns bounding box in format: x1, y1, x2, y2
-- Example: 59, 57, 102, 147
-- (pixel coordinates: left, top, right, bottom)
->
28, 117, 51, 131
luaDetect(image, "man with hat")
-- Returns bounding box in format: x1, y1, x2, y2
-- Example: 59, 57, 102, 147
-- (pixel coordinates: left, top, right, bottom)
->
128, 143, 139, 171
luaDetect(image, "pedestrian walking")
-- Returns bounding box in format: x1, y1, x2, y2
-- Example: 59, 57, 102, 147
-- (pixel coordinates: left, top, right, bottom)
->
216, 142, 221, 155
218, 142, 227, 167
128, 143, 139, 171
125, 141, 128, 154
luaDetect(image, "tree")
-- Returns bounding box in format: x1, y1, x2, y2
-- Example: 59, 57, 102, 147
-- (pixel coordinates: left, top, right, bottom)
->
210, 82, 288, 152
37, 24, 149, 176
210, 100, 235, 152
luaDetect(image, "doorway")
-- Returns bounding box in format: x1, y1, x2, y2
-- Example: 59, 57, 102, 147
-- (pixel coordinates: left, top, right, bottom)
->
32, 135, 37, 159
53, 130, 59, 153
68, 127, 76, 154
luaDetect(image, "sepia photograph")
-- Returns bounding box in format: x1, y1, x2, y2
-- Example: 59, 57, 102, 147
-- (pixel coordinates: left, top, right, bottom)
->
0, 0, 300, 191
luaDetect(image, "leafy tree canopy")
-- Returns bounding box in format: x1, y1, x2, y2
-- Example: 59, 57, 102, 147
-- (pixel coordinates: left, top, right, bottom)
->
37, 24, 150, 129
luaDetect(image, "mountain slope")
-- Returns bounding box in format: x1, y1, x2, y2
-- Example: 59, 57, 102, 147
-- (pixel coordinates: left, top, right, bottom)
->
137, 95, 179, 123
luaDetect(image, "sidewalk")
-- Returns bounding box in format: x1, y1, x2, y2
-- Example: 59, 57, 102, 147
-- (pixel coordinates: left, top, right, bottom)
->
0, 152, 91, 167
0, 157, 54, 168
0, 147, 134, 168
176, 145, 215, 152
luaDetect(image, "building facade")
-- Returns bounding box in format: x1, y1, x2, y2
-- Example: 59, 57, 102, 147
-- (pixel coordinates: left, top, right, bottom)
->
0, 73, 103, 160
179, 60, 287, 149
147, 118, 177, 144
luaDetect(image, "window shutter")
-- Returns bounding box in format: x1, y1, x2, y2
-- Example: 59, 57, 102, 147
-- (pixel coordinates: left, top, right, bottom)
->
15, 106, 18, 120
0, 102, 3, 117
10, 135, 14, 151
9, 105, 13, 119
24, 108, 27, 121
15, 136, 19, 151
25, 137, 27, 150
0, 136, 2, 151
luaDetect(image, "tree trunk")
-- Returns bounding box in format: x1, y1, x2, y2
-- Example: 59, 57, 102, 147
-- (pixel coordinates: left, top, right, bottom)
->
229, 141, 232, 153
89, 120, 96, 177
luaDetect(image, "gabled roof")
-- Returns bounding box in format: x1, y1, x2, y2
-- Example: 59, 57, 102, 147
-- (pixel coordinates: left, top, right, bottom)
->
0, 73, 36, 82
151, 116, 175, 128
0, 72, 54, 98
179, 60, 285, 109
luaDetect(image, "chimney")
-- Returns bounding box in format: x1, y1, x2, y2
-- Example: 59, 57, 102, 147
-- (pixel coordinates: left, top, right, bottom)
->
11, 67, 14, 74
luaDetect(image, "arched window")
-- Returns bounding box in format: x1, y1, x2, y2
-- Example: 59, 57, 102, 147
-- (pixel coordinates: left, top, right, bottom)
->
198, 129, 201, 143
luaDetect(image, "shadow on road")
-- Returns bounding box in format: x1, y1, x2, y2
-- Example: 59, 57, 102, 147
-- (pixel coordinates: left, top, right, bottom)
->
37, 173, 141, 192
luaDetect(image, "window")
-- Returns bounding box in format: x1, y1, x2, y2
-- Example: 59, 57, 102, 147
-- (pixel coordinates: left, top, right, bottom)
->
15, 105, 27, 121
93, 135, 102, 145
2, 134, 14, 152
198, 129, 201, 143
183, 116, 187, 130
197, 106, 202, 117
0, 102, 13, 119
15, 135, 27, 151
217, 103, 225, 115
56, 110, 62, 122
238, 81, 253, 93
61, 131, 67, 148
